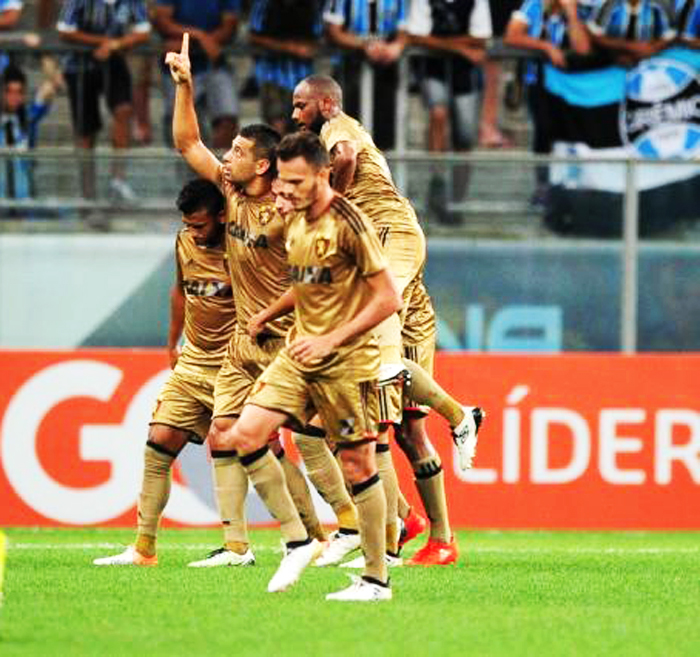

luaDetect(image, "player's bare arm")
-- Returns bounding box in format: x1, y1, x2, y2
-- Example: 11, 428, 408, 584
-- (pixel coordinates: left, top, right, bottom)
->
330, 140, 358, 194
166, 33, 222, 183
247, 288, 296, 339
288, 268, 402, 365
167, 284, 185, 369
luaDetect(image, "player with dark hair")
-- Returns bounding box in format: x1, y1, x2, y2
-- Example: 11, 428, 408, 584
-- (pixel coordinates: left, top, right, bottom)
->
94, 178, 238, 567
236, 129, 402, 600
291, 74, 484, 566
164, 34, 339, 582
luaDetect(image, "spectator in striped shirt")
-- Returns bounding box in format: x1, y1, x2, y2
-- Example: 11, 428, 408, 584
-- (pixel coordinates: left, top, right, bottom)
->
505, 0, 592, 206
323, 0, 409, 150
248, 0, 323, 135
587, 0, 676, 65
57, 0, 151, 202
674, 0, 700, 47
0, 62, 61, 202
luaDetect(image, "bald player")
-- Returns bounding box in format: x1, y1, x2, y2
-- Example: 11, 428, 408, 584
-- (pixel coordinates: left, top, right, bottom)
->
292, 74, 484, 565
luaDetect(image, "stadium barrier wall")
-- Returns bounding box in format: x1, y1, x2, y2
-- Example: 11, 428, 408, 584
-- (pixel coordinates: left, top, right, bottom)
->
1, 350, 698, 530
2, 235, 700, 351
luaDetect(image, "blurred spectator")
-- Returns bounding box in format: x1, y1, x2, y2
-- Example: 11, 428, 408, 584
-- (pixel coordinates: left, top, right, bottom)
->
675, 0, 700, 46
587, 0, 676, 66
479, 0, 520, 148
153, 0, 240, 149
0, 0, 23, 74
323, 0, 409, 150
407, 0, 491, 224
57, 0, 151, 201
505, 0, 592, 206
248, 0, 323, 135
1, 60, 61, 200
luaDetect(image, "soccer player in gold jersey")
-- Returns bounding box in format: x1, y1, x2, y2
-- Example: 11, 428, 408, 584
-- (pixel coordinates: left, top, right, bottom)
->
93, 179, 242, 567
237, 130, 402, 600
165, 34, 351, 588
291, 74, 484, 566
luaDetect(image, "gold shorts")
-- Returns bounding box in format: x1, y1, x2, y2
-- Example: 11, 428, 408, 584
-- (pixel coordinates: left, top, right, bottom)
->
247, 348, 380, 447
213, 330, 285, 419
376, 376, 404, 426
150, 361, 219, 443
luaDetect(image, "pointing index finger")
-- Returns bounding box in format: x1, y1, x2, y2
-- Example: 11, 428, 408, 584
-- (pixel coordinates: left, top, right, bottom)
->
181, 32, 189, 57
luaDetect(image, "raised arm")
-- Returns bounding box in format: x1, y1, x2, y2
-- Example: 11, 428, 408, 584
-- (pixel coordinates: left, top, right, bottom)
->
165, 33, 222, 183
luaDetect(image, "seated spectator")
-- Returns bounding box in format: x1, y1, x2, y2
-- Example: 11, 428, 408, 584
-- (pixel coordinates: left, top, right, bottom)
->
57, 0, 151, 202
479, 0, 520, 148
323, 0, 409, 151
504, 0, 592, 206
407, 0, 492, 224
0, 61, 61, 201
248, 0, 323, 135
0, 0, 23, 74
675, 0, 700, 47
153, 0, 240, 149
586, 0, 676, 66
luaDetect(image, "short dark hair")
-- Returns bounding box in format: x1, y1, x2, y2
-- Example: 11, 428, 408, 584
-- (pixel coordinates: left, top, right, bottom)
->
277, 131, 330, 170
176, 179, 225, 218
2, 64, 26, 88
239, 123, 281, 178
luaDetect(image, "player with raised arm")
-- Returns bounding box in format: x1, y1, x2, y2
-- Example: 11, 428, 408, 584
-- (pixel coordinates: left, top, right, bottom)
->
164, 34, 339, 579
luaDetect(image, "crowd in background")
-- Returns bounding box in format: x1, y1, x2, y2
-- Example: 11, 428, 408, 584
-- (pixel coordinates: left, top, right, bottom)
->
1, 1, 699, 208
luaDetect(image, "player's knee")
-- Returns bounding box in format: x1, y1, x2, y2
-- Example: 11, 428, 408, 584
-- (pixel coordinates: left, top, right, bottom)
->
207, 416, 235, 451
337, 444, 375, 485
147, 423, 188, 454
229, 422, 266, 456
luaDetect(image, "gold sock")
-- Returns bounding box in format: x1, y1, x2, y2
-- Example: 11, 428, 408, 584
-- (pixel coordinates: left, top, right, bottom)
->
135, 533, 156, 557
353, 475, 387, 584
335, 502, 359, 532
293, 432, 358, 530
224, 541, 250, 555
136, 443, 175, 556
278, 452, 326, 541
240, 447, 307, 544
397, 490, 411, 520
376, 444, 399, 554
211, 451, 249, 551
402, 358, 465, 428
413, 455, 451, 543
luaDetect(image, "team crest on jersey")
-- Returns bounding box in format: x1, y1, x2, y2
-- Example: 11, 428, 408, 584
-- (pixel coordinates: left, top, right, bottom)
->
258, 207, 274, 226
315, 237, 331, 259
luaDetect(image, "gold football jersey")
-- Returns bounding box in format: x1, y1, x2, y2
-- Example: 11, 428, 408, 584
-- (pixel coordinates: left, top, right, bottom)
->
320, 112, 421, 232
224, 189, 294, 337
176, 229, 237, 368
284, 195, 387, 376
402, 279, 436, 346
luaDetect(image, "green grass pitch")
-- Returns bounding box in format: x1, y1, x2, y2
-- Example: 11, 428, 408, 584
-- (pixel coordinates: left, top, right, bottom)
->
1, 528, 699, 656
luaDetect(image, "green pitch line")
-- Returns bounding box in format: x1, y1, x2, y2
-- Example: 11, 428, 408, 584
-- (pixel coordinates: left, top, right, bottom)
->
1, 528, 699, 657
